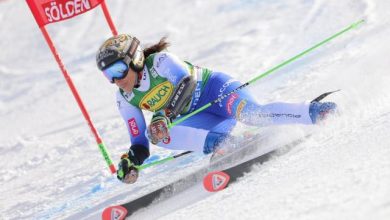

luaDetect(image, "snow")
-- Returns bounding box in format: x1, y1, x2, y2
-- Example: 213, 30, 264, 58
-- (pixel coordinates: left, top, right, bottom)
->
1, 0, 390, 219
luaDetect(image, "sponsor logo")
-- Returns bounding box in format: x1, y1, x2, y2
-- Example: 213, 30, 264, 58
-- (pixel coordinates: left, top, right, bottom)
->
140, 81, 173, 111
97, 50, 114, 66
102, 205, 127, 220
203, 171, 231, 192
102, 34, 128, 49
142, 71, 147, 80
212, 174, 227, 191
217, 79, 236, 107
137, 68, 151, 92
189, 81, 202, 113
164, 70, 178, 85
128, 118, 140, 137
122, 91, 134, 102
226, 94, 239, 115
236, 100, 247, 120
162, 136, 171, 144
142, 103, 150, 110
150, 67, 159, 78
155, 53, 167, 68
258, 113, 302, 118
111, 207, 126, 220
43, 0, 92, 22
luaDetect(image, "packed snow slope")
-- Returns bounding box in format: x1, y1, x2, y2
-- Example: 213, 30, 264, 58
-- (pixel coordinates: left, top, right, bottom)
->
1, 0, 390, 219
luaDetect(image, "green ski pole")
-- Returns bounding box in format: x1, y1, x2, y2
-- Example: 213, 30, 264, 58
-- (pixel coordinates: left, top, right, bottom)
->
135, 151, 192, 171
169, 19, 364, 128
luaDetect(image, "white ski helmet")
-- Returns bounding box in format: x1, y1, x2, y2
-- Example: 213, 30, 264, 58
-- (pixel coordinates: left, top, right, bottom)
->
96, 34, 145, 72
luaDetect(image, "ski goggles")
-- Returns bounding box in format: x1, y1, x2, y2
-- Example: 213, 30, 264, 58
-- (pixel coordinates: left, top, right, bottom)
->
102, 60, 129, 83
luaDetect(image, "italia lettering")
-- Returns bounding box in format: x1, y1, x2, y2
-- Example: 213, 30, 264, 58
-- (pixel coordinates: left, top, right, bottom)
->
44, 0, 91, 22
189, 82, 202, 113
147, 85, 170, 107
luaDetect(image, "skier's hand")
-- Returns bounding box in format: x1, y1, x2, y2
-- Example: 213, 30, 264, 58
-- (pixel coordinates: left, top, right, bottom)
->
117, 153, 139, 184
148, 111, 171, 145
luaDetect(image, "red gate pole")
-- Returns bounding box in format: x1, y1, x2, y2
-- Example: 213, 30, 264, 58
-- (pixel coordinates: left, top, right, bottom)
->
25, 0, 120, 174
101, 0, 118, 36
40, 26, 116, 174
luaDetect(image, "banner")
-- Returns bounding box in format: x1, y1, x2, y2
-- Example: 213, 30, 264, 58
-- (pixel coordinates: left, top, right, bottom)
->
26, 0, 104, 27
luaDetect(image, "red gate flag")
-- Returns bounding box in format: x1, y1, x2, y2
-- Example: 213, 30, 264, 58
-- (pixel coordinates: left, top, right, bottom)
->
26, 0, 104, 27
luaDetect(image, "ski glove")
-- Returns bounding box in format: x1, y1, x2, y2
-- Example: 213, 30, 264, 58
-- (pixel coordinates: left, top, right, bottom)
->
148, 111, 171, 145
117, 153, 139, 184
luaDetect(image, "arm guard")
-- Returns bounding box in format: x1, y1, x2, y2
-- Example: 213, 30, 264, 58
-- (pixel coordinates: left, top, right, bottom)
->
166, 75, 197, 118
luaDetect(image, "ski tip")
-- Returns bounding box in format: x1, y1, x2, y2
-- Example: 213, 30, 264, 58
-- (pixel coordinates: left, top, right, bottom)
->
102, 205, 128, 220
203, 171, 230, 192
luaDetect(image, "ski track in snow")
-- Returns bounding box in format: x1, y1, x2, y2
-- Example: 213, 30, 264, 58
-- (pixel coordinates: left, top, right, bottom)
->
1, 0, 390, 219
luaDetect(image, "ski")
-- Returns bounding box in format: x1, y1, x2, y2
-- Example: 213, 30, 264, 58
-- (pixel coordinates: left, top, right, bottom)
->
102, 164, 209, 220
203, 150, 274, 192
102, 156, 225, 220
102, 134, 307, 219
203, 136, 308, 192
202, 90, 338, 193
101, 135, 261, 219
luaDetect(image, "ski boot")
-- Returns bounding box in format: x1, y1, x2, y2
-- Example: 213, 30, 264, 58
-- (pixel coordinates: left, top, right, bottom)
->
309, 101, 337, 123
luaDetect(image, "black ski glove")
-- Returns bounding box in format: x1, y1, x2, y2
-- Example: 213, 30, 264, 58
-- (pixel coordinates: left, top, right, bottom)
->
117, 153, 139, 184
117, 144, 150, 184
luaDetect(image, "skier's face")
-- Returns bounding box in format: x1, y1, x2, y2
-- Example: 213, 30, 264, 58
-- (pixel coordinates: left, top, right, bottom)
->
114, 68, 137, 93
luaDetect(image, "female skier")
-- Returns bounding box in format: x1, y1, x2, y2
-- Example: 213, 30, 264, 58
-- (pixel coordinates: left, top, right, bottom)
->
96, 34, 336, 184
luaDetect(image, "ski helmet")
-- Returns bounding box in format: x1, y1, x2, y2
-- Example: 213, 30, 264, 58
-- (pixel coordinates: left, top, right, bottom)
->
96, 34, 145, 72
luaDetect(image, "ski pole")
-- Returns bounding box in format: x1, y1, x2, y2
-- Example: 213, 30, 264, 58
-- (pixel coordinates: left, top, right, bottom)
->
169, 19, 365, 128
135, 151, 192, 171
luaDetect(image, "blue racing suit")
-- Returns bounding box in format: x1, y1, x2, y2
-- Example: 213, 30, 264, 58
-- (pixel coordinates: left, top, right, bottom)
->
116, 52, 313, 164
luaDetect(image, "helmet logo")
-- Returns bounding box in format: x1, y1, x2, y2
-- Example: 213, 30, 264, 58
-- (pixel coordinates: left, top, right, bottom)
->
97, 34, 145, 72
102, 34, 129, 51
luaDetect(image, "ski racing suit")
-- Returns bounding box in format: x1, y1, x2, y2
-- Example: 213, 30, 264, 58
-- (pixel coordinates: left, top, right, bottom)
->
116, 52, 313, 165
